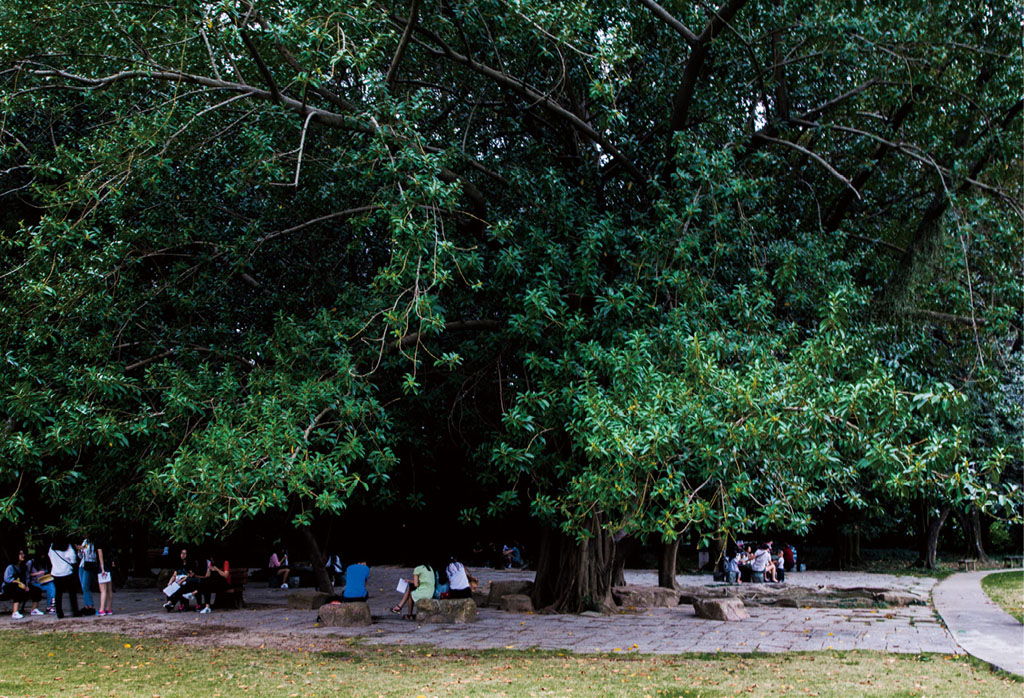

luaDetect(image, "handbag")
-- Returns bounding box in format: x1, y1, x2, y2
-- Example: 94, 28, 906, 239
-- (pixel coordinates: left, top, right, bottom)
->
83, 560, 99, 573
97, 571, 112, 584
36, 574, 53, 585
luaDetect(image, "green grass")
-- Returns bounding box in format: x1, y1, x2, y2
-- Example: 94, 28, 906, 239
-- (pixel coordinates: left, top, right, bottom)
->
982, 570, 1024, 624
0, 630, 1020, 697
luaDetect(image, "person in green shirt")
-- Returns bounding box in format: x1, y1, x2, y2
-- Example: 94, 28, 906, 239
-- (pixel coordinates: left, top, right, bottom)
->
390, 564, 434, 619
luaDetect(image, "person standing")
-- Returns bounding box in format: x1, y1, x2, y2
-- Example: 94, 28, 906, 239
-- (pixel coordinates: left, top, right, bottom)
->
77, 535, 99, 614
96, 539, 114, 615
48, 535, 79, 619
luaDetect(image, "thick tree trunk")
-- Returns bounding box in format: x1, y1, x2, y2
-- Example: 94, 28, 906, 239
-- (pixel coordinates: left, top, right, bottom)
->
658, 540, 680, 590
924, 505, 951, 569
299, 527, 334, 594
531, 516, 617, 614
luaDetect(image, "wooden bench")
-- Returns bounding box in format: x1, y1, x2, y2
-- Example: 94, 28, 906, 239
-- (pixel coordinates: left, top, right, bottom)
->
957, 558, 977, 571
1004, 555, 1023, 568
215, 567, 248, 609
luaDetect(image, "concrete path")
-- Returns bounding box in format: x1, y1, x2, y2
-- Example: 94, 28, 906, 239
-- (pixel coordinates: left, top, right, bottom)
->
1, 567, 961, 656
932, 569, 1024, 676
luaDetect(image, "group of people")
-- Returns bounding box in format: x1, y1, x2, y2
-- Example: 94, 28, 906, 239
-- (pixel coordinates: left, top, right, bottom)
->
2, 535, 114, 619
723, 541, 797, 584
162, 548, 232, 613
389, 556, 477, 619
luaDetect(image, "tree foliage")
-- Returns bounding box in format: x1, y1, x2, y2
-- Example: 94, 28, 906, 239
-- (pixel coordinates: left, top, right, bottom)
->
1, 0, 1020, 603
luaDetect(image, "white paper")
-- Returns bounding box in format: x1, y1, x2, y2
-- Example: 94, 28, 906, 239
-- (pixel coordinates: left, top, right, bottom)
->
396, 579, 409, 593
97, 571, 112, 584
162, 581, 180, 597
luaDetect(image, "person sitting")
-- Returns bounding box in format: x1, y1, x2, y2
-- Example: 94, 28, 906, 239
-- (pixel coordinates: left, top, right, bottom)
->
197, 554, 230, 613
268, 548, 290, 589
502, 543, 523, 569
340, 559, 369, 602
163, 548, 207, 611
26, 551, 56, 613
725, 549, 742, 584
445, 556, 473, 599
390, 563, 434, 619
750, 544, 772, 583
4, 550, 44, 618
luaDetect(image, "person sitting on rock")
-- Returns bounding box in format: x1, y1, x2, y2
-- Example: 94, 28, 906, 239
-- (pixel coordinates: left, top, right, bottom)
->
445, 556, 474, 599
725, 548, 742, 584
390, 563, 434, 619
750, 543, 772, 582
340, 559, 369, 602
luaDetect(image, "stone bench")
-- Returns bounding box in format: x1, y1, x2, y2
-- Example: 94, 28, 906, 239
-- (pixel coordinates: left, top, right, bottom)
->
692, 597, 749, 622
317, 601, 371, 626
415, 598, 477, 623
486, 579, 533, 607
958, 558, 978, 572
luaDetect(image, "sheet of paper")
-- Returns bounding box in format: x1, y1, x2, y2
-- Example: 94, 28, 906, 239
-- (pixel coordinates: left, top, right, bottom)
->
396, 578, 409, 593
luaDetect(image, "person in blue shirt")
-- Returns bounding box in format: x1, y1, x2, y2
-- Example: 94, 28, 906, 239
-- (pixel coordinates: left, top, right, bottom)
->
340, 559, 369, 602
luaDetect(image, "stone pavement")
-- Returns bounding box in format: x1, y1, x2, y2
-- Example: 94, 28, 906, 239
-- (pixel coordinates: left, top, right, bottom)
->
1, 567, 961, 656
933, 569, 1024, 676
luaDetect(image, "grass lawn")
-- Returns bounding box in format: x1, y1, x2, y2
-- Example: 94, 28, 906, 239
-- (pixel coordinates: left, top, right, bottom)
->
0, 630, 1019, 697
982, 571, 1024, 624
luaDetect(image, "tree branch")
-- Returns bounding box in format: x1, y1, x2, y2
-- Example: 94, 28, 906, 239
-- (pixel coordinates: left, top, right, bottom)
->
386, 0, 421, 87
752, 133, 860, 199
635, 0, 699, 45
389, 319, 501, 349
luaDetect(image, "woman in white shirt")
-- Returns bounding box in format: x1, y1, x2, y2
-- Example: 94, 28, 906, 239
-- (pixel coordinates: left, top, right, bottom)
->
48, 535, 79, 619
445, 556, 474, 599
750, 544, 772, 583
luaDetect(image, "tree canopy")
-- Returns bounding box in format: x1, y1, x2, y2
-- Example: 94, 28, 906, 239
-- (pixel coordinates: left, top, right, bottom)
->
1, 0, 1020, 607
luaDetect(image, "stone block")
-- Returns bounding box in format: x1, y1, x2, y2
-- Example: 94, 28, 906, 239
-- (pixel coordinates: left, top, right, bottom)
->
692, 597, 749, 622
875, 591, 924, 606
415, 598, 477, 623
317, 602, 371, 627
288, 590, 334, 609
486, 579, 533, 607
500, 594, 534, 613
611, 585, 681, 608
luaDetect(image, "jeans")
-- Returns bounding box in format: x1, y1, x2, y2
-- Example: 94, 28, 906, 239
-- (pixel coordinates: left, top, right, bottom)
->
31, 581, 56, 607
79, 566, 97, 607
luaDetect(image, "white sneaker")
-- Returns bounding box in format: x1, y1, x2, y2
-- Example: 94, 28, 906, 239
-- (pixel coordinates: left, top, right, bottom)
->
30, 609, 44, 616
11, 611, 23, 619
199, 606, 211, 614
280, 583, 288, 589
183, 592, 194, 601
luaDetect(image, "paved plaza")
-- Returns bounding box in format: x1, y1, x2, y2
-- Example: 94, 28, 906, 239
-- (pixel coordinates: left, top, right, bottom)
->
1, 567, 966, 657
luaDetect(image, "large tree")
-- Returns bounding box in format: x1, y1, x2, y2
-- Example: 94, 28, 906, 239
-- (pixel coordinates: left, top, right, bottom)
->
1, 1, 1020, 602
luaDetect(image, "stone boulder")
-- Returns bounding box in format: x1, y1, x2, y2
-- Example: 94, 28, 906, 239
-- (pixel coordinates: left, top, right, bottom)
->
611, 585, 681, 609
486, 580, 533, 608
317, 602, 371, 627
288, 590, 334, 610
500, 594, 534, 613
415, 598, 477, 623
874, 591, 925, 607
692, 598, 749, 622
